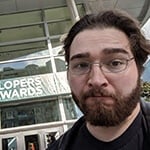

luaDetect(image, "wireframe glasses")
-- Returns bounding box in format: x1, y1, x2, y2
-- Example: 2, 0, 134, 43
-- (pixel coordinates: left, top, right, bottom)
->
68, 57, 134, 75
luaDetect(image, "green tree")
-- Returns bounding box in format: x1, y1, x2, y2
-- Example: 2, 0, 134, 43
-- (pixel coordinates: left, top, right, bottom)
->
141, 81, 150, 101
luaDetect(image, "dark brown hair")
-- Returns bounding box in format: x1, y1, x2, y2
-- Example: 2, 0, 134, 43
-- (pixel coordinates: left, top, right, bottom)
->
63, 9, 150, 74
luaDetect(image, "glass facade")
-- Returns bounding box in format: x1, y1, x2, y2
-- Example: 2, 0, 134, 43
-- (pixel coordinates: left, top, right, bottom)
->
1, 100, 61, 128
0, 3, 86, 132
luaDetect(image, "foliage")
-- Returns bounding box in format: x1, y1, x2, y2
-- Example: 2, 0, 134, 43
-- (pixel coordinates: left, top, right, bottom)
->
141, 81, 150, 101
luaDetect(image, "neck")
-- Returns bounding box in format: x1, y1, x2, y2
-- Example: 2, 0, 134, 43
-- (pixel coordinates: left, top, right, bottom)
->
86, 103, 140, 142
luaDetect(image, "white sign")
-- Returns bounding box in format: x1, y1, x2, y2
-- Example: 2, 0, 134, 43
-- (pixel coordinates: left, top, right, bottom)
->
0, 73, 70, 102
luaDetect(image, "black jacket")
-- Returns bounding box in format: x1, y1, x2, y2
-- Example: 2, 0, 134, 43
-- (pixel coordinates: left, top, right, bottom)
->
47, 100, 150, 150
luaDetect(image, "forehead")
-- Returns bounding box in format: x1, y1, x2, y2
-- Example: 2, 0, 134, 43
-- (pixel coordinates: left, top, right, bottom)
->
70, 28, 132, 59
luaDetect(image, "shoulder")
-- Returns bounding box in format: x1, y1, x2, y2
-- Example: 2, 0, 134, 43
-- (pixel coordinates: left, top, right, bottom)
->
140, 99, 150, 147
46, 117, 85, 150
140, 99, 150, 129
46, 139, 60, 150
141, 99, 150, 115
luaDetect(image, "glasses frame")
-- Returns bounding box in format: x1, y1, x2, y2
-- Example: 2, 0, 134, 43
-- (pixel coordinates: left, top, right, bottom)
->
68, 57, 134, 75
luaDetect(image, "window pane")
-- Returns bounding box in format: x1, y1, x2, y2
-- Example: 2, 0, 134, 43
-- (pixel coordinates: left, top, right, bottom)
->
45, 6, 72, 48
1, 25, 45, 42
0, 58, 52, 79
63, 98, 79, 120
2, 137, 17, 150
55, 56, 66, 72
0, 11, 42, 28
77, 4, 86, 17
1, 100, 61, 128
142, 58, 150, 82
45, 7, 71, 20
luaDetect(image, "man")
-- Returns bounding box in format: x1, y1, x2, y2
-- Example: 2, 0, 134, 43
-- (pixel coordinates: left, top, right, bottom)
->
48, 9, 150, 150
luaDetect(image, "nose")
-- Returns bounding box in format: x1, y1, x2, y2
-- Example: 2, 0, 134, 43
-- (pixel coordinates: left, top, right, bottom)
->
87, 64, 109, 89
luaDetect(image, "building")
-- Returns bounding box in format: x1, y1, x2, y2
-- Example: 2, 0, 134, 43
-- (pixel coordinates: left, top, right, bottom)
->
142, 17, 150, 82
0, 0, 149, 149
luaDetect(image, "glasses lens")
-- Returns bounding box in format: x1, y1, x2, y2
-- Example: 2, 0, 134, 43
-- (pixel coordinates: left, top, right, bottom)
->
70, 61, 90, 75
102, 59, 127, 73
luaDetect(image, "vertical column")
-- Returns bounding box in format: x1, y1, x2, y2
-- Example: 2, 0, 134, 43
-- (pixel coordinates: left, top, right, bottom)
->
58, 97, 68, 132
41, 10, 57, 73
66, 0, 80, 23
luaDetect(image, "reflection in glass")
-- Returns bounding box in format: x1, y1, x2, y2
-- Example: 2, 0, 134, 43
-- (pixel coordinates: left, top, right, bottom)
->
0, 58, 52, 79
45, 6, 72, 48
63, 98, 78, 120
55, 57, 66, 72
49, 20, 72, 47
2, 137, 17, 150
0, 43, 49, 62
1, 100, 61, 128
142, 58, 150, 82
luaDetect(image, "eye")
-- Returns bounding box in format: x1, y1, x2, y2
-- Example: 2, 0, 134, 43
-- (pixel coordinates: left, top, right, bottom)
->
71, 61, 90, 74
107, 59, 125, 68
112, 59, 123, 66
73, 62, 90, 69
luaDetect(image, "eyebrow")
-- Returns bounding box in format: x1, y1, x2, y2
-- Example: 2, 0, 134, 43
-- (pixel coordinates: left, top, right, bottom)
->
70, 52, 90, 61
70, 48, 130, 61
102, 48, 129, 55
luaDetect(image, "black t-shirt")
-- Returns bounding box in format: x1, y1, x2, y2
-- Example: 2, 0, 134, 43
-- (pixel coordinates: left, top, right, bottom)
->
69, 112, 145, 150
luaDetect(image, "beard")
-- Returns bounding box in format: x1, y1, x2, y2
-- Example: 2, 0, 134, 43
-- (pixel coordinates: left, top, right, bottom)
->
72, 79, 141, 127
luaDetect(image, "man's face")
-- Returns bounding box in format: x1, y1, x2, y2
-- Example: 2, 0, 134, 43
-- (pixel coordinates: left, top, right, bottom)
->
67, 28, 140, 127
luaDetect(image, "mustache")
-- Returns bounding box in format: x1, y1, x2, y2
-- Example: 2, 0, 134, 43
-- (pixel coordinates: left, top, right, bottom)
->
82, 88, 116, 100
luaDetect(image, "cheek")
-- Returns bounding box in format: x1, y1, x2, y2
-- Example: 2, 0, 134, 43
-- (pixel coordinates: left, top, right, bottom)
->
113, 69, 139, 95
